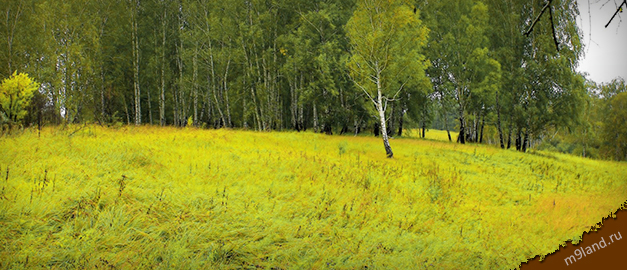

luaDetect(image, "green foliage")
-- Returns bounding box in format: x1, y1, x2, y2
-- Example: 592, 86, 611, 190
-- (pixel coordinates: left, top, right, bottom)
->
1, 125, 626, 268
0, 0, 598, 153
603, 92, 627, 160
0, 71, 39, 124
346, 0, 430, 98
0, 110, 8, 126
186, 116, 193, 127
543, 77, 627, 161
599, 77, 627, 99
424, 0, 500, 143
278, 0, 356, 132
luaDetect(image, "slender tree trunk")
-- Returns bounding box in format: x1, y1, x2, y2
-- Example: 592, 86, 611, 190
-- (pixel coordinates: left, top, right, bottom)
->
444, 111, 452, 142
123, 94, 130, 125
473, 112, 479, 143
496, 92, 504, 148
289, 74, 297, 130
249, 22, 267, 130
177, 45, 184, 126
240, 40, 262, 131
160, 8, 166, 126
522, 127, 529, 152
199, 96, 205, 124
245, 50, 260, 130
340, 82, 348, 134
375, 65, 394, 158
479, 113, 485, 144
251, 84, 261, 130
5, 3, 22, 76
205, 77, 213, 125
263, 57, 275, 129
582, 145, 586, 157
173, 85, 179, 126
515, 127, 522, 151
179, 39, 187, 126
272, 24, 281, 130
375, 72, 393, 158
100, 67, 106, 121
181, 84, 187, 125
397, 108, 404, 137
257, 73, 267, 130
223, 57, 232, 128
243, 93, 248, 129
131, 2, 141, 126
388, 102, 394, 137
176, 6, 188, 126
507, 119, 513, 149
147, 82, 152, 125
458, 113, 466, 144
583, 129, 587, 157
193, 42, 199, 126
616, 134, 620, 160
148, 31, 156, 125
298, 104, 304, 131
98, 14, 108, 123
212, 86, 224, 127
313, 102, 319, 133
64, 44, 71, 124
207, 39, 225, 127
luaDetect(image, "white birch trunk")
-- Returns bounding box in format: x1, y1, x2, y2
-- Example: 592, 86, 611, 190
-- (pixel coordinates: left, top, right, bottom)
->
376, 74, 393, 158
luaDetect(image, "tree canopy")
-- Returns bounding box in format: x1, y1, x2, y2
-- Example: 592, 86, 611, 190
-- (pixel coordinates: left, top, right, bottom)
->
1, 0, 623, 159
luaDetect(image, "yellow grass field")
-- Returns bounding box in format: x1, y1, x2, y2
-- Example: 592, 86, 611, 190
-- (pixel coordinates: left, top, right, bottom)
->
404, 129, 454, 142
1, 125, 626, 269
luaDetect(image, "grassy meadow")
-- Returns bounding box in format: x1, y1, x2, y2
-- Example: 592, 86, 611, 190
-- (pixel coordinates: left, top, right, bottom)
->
404, 129, 453, 142
0, 125, 626, 269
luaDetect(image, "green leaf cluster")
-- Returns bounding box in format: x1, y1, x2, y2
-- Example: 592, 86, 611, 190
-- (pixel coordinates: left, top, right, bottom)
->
0, 71, 39, 123
346, 0, 430, 99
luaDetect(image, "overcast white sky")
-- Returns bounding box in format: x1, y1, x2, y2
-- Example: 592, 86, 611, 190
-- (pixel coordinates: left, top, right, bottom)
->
576, 0, 627, 84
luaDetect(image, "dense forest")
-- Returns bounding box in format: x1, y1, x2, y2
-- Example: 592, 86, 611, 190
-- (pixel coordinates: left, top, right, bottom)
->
1, 0, 626, 159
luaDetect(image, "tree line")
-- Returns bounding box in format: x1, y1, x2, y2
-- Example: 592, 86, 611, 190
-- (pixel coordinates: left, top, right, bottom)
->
1, 0, 625, 159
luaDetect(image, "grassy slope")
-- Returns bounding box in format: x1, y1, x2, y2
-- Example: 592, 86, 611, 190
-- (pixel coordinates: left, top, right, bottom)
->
0, 125, 625, 269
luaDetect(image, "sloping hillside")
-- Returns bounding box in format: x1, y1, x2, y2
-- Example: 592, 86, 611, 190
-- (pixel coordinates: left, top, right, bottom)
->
1, 125, 625, 269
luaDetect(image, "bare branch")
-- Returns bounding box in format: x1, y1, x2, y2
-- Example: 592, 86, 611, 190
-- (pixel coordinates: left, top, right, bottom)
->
586, 0, 592, 54
605, 0, 627, 28
524, 0, 560, 51
524, 0, 552, 36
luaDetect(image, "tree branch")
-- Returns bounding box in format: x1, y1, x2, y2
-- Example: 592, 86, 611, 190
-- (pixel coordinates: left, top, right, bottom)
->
387, 82, 407, 103
524, 0, 559, 51
548, 5, 560, 52
347, 71, 377, 107
524, 0, 552, 36
605, 0, 627, 28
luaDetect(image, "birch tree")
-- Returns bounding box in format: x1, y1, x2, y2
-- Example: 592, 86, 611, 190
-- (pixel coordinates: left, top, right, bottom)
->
346, 0, 429, 157
129, 0, 141, 125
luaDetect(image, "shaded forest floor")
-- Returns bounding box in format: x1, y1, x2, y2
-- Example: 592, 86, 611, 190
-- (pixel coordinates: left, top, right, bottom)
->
0, 125, 626, 269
